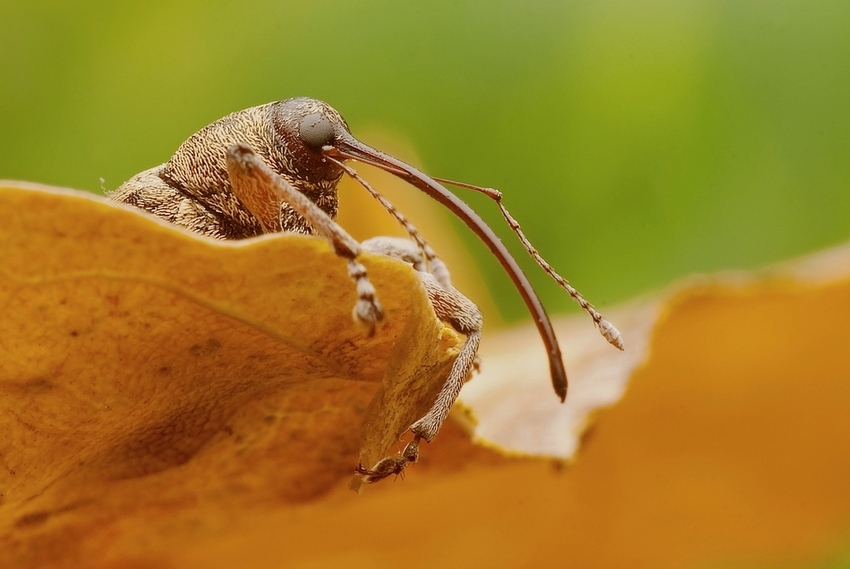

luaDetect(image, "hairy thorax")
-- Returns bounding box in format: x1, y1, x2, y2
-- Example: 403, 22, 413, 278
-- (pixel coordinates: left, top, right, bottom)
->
110, 102, 343, 240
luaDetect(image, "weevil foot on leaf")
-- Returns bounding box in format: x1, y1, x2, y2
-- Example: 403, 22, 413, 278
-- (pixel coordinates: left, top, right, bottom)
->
355, 437, 421, 484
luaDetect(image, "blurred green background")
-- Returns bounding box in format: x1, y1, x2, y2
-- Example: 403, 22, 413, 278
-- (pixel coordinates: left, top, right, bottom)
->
1, 0, 849, 322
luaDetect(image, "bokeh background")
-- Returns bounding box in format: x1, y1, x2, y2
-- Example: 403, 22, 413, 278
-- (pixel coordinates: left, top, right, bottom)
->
2, 0, 848, 322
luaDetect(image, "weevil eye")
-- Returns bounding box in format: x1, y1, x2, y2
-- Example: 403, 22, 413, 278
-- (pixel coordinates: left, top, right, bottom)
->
299, 112, 335, 150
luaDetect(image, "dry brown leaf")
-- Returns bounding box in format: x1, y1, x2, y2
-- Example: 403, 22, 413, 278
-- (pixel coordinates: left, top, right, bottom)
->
0, 180, 465, 566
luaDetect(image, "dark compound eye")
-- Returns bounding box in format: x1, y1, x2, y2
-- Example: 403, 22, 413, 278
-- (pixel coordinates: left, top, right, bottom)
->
299, 112, 335, 150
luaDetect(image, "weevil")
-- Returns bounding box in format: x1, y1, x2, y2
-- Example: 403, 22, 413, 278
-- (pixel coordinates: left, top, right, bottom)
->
108, 97, 623, 484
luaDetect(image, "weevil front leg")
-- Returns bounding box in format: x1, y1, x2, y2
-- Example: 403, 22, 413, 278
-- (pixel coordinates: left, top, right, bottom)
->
225, 143, 383, 331
410, 272, 482, 441
355, 237, 483, 482
355, 436, 422, 483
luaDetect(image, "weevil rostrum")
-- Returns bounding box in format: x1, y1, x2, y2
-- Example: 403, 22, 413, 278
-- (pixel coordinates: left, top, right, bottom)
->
108, 97, 623, 484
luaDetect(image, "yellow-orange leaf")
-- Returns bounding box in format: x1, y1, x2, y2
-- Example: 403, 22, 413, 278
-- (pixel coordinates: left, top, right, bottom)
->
173, 244, 848, 569
0, 181, 464, 565
3, 179, 849, 569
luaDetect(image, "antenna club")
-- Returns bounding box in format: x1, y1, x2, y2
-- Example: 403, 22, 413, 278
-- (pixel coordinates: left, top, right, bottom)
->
598, 319, 625, 351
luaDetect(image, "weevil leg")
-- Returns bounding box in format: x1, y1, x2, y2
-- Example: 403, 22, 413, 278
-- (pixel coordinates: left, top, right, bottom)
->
362, 236, 482, 441
225, 143, 383, 331
361, 236, 428, 272
363, 235, 482, 374
356, 238, 482, 482
408, 272, 482, 442
354, 436, 422, 483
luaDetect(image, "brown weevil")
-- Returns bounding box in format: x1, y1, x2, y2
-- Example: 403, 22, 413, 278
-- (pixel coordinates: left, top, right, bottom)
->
108, 97, 623, 484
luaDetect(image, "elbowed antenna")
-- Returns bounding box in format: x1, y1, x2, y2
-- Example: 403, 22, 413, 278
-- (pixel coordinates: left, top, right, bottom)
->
323, 133, 569, 402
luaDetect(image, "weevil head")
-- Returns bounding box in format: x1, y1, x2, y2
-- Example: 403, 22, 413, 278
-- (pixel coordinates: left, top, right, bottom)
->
270, 97, 352, 187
